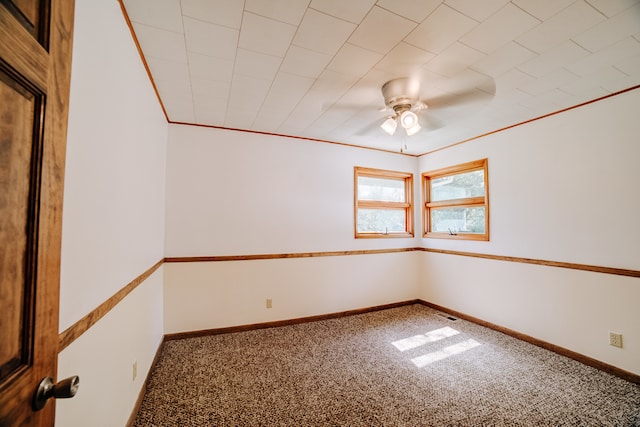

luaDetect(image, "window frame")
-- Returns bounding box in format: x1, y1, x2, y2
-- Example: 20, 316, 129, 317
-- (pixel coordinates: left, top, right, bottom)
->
422, 158, 489, 241
354, 166, 414, 239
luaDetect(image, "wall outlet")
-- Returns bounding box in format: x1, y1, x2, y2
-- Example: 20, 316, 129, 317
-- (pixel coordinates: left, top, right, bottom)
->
132, 360, 138, 381
609, 332, 623, 348
266, 298, 272, 309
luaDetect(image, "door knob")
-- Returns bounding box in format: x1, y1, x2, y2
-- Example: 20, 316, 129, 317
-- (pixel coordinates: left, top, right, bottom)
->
33, 376, 80, 410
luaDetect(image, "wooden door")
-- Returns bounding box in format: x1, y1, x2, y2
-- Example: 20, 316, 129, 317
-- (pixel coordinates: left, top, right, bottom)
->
0, 0, 74, 426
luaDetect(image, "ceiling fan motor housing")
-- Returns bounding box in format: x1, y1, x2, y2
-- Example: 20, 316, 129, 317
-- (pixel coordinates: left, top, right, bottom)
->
382, 77, 420, 114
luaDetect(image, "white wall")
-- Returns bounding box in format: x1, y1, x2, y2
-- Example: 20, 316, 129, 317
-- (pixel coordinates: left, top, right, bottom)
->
418, 88, 640, 375
163, 125, 420, 333
165, 125, 419, 256
56, 271, 163, 427
164, 253, 419, 334
56, 0, 168, 425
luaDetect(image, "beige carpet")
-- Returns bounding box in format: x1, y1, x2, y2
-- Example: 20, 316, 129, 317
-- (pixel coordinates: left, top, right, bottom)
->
133, 304, 640, 426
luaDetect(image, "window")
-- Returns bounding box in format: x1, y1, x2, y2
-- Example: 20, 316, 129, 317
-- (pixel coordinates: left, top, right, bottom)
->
354, 167, 414, 238
422, 159, 489, 240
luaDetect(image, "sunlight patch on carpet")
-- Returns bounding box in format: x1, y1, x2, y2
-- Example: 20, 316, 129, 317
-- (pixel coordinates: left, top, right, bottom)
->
392, 326, 460, 352
411, 339, 482, 367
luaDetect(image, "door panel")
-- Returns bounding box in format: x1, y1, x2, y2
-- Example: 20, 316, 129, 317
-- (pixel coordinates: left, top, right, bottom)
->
0, 65, 44, 384
2, 0, 48, 41
0, 0, 74, 425
0, 4, 48, 91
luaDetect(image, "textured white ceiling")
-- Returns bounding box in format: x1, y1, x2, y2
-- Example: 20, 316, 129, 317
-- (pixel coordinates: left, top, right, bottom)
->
122, 0, 640, 155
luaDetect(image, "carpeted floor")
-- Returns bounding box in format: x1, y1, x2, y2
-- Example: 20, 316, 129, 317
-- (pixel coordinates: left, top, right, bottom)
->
133, 304, 640, 426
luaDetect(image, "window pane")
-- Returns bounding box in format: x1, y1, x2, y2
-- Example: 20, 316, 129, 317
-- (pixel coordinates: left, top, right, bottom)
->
430, 170, 484, 202
431, 207, 485, 234
357, 209, 406, 233
358, 176, 405, 202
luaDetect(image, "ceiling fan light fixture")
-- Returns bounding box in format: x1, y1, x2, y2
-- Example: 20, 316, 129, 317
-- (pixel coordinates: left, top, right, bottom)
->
400, 110, 418, 128
399, 110, 421, 136
404, 122, 422, 136
380, 117, 397, 135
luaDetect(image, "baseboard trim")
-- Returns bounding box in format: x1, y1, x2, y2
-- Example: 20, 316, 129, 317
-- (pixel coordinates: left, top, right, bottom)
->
417, 299, 640, 385
164, 299, 420, 341
126, 338, 165, 427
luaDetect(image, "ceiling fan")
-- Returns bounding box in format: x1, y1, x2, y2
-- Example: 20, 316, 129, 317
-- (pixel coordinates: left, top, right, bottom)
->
379, 77, 426, 136
327, 73, 496, 144
369, 74, 496, 139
